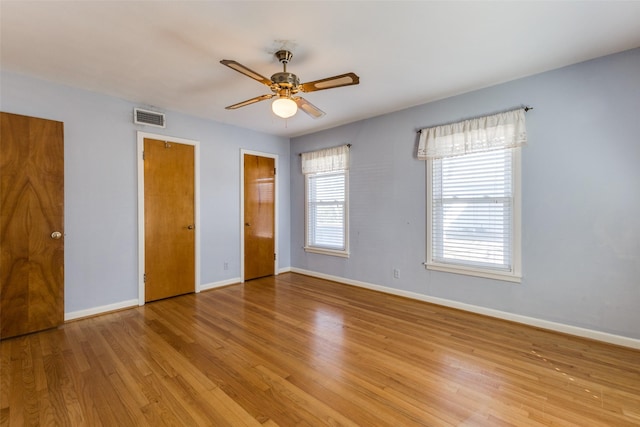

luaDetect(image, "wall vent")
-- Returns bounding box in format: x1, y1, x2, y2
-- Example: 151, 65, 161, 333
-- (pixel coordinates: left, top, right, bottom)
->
134, 108, 165, 128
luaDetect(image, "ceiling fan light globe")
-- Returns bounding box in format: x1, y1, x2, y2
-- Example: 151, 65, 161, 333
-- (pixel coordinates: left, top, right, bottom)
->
272, 98, 297, 118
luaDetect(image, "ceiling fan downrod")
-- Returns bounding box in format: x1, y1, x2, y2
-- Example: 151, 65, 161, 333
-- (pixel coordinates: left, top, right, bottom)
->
271, 50, 299, 90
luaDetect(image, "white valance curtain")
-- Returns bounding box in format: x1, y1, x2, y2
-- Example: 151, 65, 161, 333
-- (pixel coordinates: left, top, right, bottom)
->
301, 145, 350, 174
417, 108, 527, 160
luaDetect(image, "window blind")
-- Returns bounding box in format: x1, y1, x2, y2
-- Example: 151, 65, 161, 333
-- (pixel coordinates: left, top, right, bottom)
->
431, 149, 513, 271
307, 172, 346, 250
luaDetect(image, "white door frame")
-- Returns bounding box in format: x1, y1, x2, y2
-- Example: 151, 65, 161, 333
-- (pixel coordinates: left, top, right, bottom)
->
240, 149, 279, 282
137, 131, 201, 305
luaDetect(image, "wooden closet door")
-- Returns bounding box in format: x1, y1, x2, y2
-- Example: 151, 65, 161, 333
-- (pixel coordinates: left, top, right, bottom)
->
0, 112, 64, 339
144, 138, 195, 302
243, 154, 275, 280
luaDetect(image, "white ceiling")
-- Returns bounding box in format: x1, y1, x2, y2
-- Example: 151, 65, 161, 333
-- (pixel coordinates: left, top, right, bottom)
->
2, 1, 639, 138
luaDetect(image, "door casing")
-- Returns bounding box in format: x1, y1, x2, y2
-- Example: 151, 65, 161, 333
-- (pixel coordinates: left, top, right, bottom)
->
240, 149, 278, 282
137, 131, 200, 305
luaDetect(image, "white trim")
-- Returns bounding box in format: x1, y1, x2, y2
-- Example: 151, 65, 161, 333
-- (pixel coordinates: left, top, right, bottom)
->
425, 263, 521, 283
512, 148, 522, 278
278, 266, 292, 274
289, 268, 640, 350
240, 149, 279, 282
65, 299, 138, 322
199, 277, 242, 291
303, 247, 350, 258
137, 131, 201, 306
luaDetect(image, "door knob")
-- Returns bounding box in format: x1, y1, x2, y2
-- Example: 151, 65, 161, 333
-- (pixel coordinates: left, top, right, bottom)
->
186, 225, 194, 230
245, 222, 251, 227
51, 231, 62, 239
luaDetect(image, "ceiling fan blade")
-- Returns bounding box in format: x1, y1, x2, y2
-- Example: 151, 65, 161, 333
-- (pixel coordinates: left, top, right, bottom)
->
299, 72, 360, 93
294, 97, 326, 119
225, 94, 275, 110
220, 59, 273, 87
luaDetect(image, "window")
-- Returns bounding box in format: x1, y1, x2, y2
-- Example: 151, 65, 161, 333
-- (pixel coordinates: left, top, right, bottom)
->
427, 149, 521, 281
418, 109, 526, 282
302, 145, 349, 257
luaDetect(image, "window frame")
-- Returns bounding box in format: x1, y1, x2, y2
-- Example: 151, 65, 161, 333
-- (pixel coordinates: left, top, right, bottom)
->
304, 169, 350, 258
426, 148, 522, 282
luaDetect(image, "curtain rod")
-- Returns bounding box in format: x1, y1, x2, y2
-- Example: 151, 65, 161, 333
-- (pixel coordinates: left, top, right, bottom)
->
416, 106, 533, 134
299, 143, 351, 156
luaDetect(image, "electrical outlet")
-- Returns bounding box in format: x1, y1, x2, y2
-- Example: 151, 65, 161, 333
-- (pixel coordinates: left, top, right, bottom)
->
223, 262, 229, 270
393, 268, 400, 279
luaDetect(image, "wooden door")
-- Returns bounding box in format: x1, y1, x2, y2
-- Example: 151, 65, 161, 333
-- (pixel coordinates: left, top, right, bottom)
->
0, 112, 64, 339
144, 138, 195, 302
244, 154, 275, 280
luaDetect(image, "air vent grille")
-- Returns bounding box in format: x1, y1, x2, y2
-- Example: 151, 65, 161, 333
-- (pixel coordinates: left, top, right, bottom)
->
134, 108, 165, 128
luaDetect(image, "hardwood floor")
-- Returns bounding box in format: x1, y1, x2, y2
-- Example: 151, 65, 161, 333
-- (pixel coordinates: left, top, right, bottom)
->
2, 272, 639, 426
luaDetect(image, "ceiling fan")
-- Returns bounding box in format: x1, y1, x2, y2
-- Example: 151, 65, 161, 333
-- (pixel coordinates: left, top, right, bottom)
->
220, 50, 359, 119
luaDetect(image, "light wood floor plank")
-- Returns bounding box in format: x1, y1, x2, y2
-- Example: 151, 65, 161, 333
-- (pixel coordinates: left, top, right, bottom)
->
1, 272, 639, 426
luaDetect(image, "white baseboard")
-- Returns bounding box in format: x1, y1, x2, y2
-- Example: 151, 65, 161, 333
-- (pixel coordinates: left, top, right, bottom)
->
290, 268, 640, 350
199, 277, 242, 292
201, 269, 291, 289
65, 299, 139, 322
64, 277, 243, 322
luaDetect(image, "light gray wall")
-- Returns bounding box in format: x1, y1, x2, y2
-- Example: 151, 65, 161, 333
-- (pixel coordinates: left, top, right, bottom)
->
290, 48, 640, 339
1, 71, 291, 314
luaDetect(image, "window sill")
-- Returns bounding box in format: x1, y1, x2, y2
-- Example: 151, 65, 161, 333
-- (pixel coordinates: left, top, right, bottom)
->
304, 247, 350, 258
425, 262, 521, 283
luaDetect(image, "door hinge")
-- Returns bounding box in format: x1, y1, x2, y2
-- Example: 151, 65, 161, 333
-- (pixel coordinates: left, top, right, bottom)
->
144, 273, 146, 283
274, 167, 276, 175
142, 151, 145, 160
274, 253, 277, 261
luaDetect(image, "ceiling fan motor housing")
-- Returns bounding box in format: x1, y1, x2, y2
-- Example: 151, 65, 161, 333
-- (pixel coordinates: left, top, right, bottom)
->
271, 72, 300, 89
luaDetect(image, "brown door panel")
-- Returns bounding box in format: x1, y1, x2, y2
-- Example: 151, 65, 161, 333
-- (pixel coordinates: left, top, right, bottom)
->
1, 112, 64, 339
244, 154, 275, 280
144, 138, 195, 302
